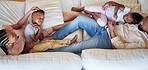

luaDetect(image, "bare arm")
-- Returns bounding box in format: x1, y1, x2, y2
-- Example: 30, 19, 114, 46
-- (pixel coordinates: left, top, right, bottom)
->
103, 1, 125, 11
84, 10, 99, 21
10, 7, 40, 29
29, 24, 42, 42
108, 21, 117, 38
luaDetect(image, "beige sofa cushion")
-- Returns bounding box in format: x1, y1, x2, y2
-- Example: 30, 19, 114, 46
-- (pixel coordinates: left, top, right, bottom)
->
0, 1, 25, 27
0, 52, 82, 70
139, 0, 148, 14
82, 49, 148, 70
25, 0, 64, 29
60, 0, 81, 12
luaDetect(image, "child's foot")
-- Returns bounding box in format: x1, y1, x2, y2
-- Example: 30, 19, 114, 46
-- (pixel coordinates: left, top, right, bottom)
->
71, 7, 84, 12
70, 34, 78, 45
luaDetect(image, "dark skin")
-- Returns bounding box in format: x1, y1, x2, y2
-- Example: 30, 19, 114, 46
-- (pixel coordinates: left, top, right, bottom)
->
139, 16, 148, 33
123, 13, 133, 24
108, 16, 148, 39
29, 12, 44, 42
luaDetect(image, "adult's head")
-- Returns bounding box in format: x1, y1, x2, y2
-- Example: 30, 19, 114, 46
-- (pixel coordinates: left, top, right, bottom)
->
32, 9, 45, 26
124, 12, 143, 24
138, 16, 148, 33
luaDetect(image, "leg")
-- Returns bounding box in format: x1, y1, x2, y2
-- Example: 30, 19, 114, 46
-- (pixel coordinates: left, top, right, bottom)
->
52, 15, 101, 40
63, 12, 92, 22
45, 28, 112, 53
71, 7, 85, 12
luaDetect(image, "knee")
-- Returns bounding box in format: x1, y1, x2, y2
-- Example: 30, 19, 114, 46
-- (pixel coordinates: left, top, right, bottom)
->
76, 15, 86, 19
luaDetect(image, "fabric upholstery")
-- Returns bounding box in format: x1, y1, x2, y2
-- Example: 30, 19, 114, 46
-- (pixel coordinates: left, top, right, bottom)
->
25, 0, 64, 29
82, 49, 148, 70
0, 52, 82, 70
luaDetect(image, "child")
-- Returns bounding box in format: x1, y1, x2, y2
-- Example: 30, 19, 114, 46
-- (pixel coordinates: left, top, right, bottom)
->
71, 1, 143, 26
29, 35, 78, 53
23, 9, 78, 53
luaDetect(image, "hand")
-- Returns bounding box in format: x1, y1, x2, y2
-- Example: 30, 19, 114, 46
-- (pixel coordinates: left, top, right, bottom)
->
33, 24, 41, 32
26, 40, 34, 49
114, 14, 118, 20
102, 1, 113, 10
108, 20, 116, 31
29, 6, 40, 13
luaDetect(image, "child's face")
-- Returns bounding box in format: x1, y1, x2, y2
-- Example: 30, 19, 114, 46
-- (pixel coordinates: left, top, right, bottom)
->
139, 17, 148, 33
32, 12, 44, 26
123, 13, 133, 24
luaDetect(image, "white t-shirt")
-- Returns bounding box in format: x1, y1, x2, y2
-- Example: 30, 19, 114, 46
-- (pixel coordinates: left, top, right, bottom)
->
84, 6, 131, 24
24, 24, 40, 45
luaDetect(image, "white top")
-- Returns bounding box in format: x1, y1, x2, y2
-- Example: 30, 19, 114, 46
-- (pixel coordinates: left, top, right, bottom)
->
110, 24, 148, 49
24, 24, 40, 45
84, 5, 131, 23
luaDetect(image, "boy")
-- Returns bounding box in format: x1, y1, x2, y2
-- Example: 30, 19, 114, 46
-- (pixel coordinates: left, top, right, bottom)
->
71, 1, 143, 27
23, 9, 78, 53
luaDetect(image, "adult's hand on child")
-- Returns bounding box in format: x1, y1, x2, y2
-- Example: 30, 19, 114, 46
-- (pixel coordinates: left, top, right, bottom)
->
29, 6, 40, 13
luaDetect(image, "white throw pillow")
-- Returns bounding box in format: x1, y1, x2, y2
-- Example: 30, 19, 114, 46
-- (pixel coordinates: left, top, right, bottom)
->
25, 0, 64, 29
0, 1, 25, 25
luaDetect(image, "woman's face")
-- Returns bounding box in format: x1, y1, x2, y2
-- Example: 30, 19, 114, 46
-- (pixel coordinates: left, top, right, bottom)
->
5, 29, 17, 44
32, 12, 44, 26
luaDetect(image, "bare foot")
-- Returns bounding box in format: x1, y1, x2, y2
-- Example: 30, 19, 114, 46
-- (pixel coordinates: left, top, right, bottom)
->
71, 7, 84, 12
70, 34, 78, 45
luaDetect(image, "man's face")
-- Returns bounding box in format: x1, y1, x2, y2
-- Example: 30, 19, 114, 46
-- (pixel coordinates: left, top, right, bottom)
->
138, 17, 148, 33
32, 12, 44, 26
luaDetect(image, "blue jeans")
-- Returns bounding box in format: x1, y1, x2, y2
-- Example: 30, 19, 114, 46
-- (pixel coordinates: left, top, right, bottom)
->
45, 15, 112, 53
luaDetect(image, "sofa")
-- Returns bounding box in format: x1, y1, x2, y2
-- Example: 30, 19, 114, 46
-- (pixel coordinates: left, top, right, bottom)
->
0, 0, 148, 70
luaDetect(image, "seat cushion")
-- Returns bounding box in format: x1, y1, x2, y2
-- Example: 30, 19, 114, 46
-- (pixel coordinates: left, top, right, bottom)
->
0, 52, 82, 70
81, 49, 148, 70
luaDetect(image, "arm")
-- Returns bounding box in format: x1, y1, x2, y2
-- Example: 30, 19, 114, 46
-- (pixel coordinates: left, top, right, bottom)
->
111, 37, 146, 49
63, 12, 92, 22
7, 40, 25, 55
103, 1, 125, 11
29, 24, 42, 42
108, 21, 117, 38
10, 7, 40, 29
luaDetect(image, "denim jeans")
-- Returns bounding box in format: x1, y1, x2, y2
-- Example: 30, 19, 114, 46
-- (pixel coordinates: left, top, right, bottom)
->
45, 15, 112, 53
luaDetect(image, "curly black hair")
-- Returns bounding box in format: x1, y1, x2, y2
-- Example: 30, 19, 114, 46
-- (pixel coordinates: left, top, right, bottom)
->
131, 13, 143, 24
32, 9, 45, 15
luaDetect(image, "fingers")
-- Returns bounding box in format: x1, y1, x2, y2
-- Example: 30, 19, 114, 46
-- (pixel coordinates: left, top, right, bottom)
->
33, 24, 41, 31
32, 6, 40, 11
